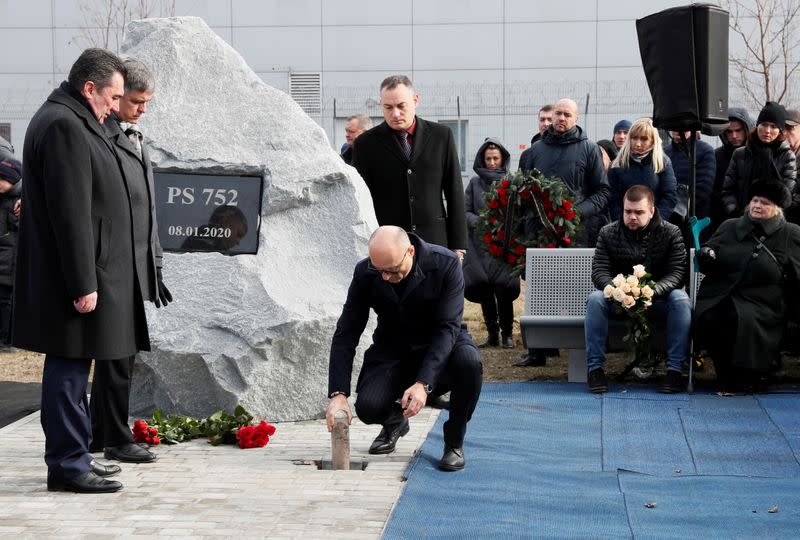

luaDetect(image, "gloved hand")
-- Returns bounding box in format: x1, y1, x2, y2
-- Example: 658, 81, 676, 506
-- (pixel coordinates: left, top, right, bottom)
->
697, 246, 716, 263
154, 268, 173, 308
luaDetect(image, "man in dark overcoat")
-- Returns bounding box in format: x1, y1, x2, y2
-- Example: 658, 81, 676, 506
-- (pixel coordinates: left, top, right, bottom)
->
89, 58, 171, 464
352, 75, 468, 256
12, 48, 147, 493
326, 226, 482, 471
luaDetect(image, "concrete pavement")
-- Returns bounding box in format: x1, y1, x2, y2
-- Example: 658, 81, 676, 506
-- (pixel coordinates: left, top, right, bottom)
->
0, 407, 440, 539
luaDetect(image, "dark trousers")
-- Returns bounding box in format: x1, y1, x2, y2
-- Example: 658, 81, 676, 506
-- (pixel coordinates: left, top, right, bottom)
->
41, 355, 93, 479
89, 356, 136, 450
478, 284, 518, 335
0, 284, 12, 343
354, 342, 483, 448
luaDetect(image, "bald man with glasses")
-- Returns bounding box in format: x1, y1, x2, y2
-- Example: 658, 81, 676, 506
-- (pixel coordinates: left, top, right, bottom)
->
326, 226, 482, 471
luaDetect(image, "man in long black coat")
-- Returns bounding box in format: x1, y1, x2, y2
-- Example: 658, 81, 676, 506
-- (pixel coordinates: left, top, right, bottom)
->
352, 75, 468, 255
326, 226, 482, 471
12, 49, 146, 494
89, 58, 171, 464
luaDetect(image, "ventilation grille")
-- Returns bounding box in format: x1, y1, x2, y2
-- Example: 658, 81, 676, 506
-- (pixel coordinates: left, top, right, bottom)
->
290, 72, 321, 114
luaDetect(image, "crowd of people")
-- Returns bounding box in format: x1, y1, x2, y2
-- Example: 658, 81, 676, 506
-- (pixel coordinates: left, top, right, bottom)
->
5, 49, 799, 488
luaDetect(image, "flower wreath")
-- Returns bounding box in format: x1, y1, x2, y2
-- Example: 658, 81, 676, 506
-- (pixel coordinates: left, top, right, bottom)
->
474, 169, 582, 276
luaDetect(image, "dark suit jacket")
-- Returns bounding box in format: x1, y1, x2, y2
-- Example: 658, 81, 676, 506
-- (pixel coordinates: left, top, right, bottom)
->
328, 234, 472, 396
105, 116, 163, 302
13, 82, 149, 359
352, 117, 468, 250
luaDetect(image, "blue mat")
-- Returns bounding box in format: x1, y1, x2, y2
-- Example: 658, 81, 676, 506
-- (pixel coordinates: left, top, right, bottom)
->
383, 383, 800, 539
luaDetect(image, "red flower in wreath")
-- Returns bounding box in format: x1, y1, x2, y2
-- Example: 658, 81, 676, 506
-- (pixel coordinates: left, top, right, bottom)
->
489, 199, 500, 209
506, 255, 517, 264
563, 237, 571, 245
501, 179, 511, 189
514, 245, 525, 255
562, 200, 572, 210
483, 232, 493, 244
496, 230, 506, 241
566, 210, 576, 221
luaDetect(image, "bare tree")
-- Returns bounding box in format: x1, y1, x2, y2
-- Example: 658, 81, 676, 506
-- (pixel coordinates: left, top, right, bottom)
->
76, 0, 176, 52
723, 0, 800, 109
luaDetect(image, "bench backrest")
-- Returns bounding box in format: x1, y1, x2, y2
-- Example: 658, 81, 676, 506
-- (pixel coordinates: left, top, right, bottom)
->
524, 247, 702, 318
524, 248, 596, 318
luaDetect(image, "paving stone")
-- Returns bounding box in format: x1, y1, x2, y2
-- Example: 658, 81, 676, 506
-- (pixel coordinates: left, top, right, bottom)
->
0, 408, 441, 538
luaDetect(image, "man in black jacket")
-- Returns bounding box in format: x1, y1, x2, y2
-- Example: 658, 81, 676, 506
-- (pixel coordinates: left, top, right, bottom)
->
326, 226, 482, 471
585, 186, 690, 394
710, 108, 753, 237
516, 97, 610, 367
352, 76, 467, 256
90, 58, 171, 464
14, 48, 144, 494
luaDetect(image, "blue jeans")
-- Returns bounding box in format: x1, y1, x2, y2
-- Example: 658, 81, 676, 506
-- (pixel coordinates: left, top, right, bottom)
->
585, 289, 691, 373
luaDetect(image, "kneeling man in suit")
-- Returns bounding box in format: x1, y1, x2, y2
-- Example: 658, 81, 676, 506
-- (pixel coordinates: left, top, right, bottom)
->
326, 226, 482, 471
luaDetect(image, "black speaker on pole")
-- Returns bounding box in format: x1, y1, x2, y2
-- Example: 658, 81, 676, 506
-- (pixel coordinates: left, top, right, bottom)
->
636, 4, 729, 136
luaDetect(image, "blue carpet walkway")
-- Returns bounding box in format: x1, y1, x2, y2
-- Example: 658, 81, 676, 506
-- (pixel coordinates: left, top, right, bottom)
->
383, 382, 800, 539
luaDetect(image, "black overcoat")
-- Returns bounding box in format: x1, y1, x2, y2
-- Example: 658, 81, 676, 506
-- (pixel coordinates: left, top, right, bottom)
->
12, 83, 149, 359
105, 116, 163, 302
328, 234, 472, 396
352, 118, 468, 250
696, 214, 800, 372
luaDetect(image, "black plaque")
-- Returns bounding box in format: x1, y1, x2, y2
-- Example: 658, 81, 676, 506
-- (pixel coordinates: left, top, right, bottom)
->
154, 172, 263, 255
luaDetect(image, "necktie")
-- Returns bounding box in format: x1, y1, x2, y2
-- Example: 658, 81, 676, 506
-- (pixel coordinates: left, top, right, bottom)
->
398, 131, 412, 161
121, 122, 143, 160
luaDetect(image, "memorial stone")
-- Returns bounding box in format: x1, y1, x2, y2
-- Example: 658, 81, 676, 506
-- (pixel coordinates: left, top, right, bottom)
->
123, 17, 377, 421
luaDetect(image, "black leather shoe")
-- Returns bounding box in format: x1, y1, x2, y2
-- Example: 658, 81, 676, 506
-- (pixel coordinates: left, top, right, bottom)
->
501, 334, 515, 348
427, 393, 450, 410
438, 446, 465, 471
477, 332, 499, 348
588, 368, 608, 394
47, 471, 123, 493
90, 459, 121, 477
368, 419, 410, 455
104, 443, 156, 463
659, 370, 685, 394
514, 350, 547, 367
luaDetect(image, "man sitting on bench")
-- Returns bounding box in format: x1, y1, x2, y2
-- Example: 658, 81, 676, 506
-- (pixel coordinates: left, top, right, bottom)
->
585, 185, 690, 394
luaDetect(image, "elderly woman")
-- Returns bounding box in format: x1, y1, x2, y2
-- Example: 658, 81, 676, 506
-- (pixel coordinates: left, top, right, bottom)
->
695, 179, 800, 392
608, 118, 677, 221
463, 138, 519, 349
721, 101, 797, 219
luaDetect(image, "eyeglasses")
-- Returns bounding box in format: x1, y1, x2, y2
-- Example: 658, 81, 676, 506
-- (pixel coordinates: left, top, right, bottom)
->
368, 248, 409, 276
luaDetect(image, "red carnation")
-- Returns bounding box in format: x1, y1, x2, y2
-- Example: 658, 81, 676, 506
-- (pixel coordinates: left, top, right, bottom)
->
483, 233, 493, 244
556, 207, 565, 216
489, 217, 497, 224
565, 210, 576, 221
496, 230, 506, 241
514, 245, 525, 255
547, 211, 555, 220
506, 255, 517, 264
546, 243, 556, 248
562, 200, 572, 210
501, 179, 511, 189
563, 237, 571, 245
151, 436, 160, 445
519, 189, 531, 200
496, 188, 507, 198
489, 199, 500, 209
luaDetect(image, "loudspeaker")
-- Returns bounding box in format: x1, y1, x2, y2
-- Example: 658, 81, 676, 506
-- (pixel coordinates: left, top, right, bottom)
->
636, 5, 729, 136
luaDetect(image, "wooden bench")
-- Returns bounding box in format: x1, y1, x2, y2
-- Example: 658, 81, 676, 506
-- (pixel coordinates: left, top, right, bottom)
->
519, 248, 698, 384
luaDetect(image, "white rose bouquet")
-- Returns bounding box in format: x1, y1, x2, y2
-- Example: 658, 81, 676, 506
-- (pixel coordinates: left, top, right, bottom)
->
602, 264, 657, 358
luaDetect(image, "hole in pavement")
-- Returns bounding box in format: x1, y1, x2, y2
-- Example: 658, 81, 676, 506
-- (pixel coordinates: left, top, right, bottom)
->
291, 459, 368, 471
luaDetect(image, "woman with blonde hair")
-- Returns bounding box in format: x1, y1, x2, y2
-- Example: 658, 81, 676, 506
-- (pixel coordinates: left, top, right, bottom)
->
608, 117, 677, 220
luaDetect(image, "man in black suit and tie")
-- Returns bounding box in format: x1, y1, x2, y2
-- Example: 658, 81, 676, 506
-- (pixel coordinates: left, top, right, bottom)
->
326, 226, 482, 471
90, 58, 172, 464
352, 76, 468, 258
